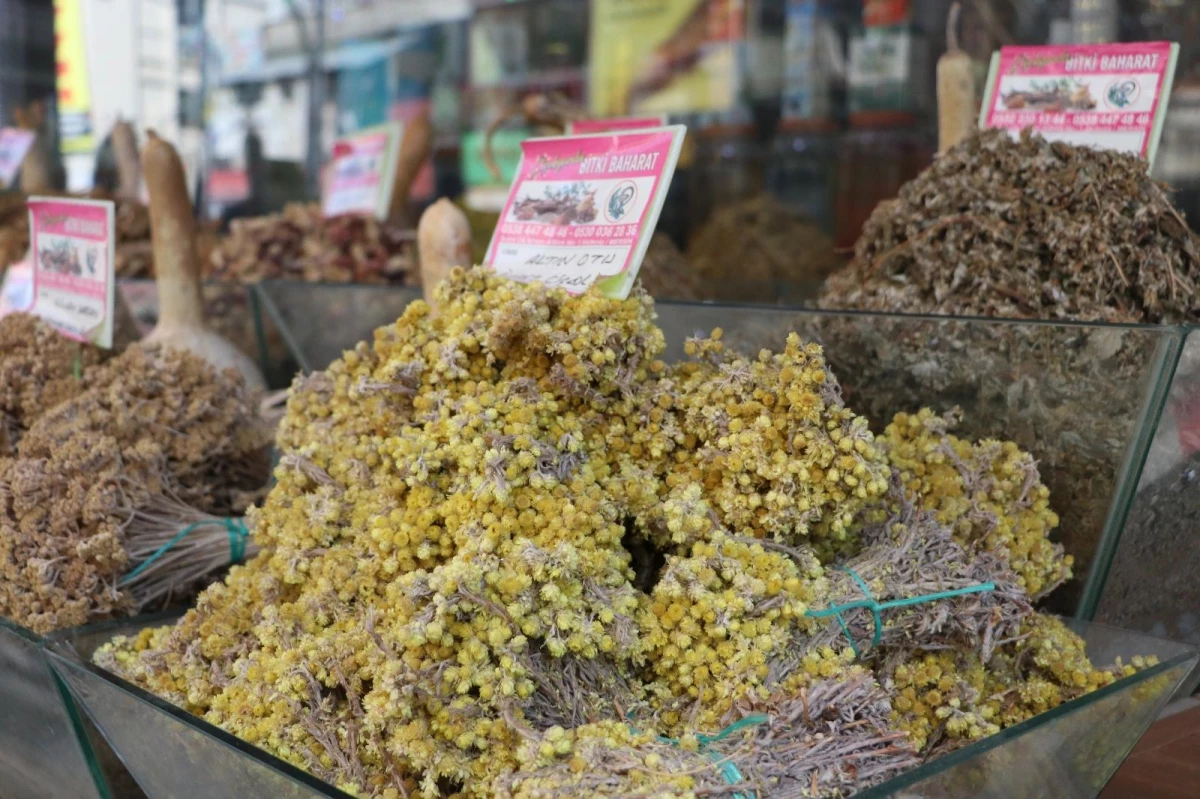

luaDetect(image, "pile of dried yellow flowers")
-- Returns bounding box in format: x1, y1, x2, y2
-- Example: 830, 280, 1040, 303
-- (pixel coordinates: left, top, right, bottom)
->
0, 314, 271, 633
100, 269, 1145, 797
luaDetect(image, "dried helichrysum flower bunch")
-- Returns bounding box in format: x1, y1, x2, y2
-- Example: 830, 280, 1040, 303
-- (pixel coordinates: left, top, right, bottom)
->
878, 408, 1071, 599
822, 128, 1200, 324
883, 614, 1147, 754
98, 269, 1143, 797
667, 331, 891, 548
0, 343, 269, 633
0, 314, 103, 454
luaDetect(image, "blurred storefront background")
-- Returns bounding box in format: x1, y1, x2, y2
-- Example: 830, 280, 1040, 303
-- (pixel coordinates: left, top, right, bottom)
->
4, 0, 1200, 242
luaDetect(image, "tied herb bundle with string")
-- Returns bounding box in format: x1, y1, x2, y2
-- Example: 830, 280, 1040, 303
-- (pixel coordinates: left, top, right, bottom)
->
0, 320, 270, 634
118, 492, 256, 609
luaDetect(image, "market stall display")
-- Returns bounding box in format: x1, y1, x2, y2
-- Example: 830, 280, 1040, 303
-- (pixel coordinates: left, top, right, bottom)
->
86, 269, 1175, 798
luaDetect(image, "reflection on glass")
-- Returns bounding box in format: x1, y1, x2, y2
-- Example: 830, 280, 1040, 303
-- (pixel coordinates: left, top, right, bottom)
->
0, 619, 105, 799
1099, 329, 1200, 650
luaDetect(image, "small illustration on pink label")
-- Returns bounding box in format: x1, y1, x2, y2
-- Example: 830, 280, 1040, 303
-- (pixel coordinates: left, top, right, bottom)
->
0, 128, 36, 187
484, 126, 686, 299
27, 197, 116, 348
322, 122, 403, 220
981, 42, 1179, 166
567, 115, 669, 135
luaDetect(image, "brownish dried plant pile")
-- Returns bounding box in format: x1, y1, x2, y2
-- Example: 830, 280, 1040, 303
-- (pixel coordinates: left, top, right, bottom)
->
822, 128, 1200, 323
0, 315, 271, 633
207, 203, 417, 284
688, 194, 843, 299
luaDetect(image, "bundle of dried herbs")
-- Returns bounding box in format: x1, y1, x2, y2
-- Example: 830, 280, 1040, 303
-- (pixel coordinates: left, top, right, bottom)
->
688, 194, 843, 300
822, 128, 1200, 323
0, 319, 271, 633
208, 203, 417, 284
0, 314, 104, 455
97, 269, 1143, 798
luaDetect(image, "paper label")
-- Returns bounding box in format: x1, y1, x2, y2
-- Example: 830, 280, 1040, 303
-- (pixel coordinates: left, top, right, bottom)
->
0, 128, 36, 187
321, 122, 403, 220
0, 260, 33, 318
567, 116, 669, 134
484, 126, 686, 299
28, 197, 116, 348
981, 42, 1179, 165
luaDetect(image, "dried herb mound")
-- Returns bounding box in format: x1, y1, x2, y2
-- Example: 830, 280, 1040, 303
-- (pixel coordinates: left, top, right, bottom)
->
823, 128, 1200, 323
0, 342, 270, 633
688, 194, 843, 293
208, 203, 417, 284
98, 269, 1139, 798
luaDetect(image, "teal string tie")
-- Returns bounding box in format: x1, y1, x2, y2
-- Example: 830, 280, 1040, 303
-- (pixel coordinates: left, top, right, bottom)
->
119, 518, 249, 587
630, 713, 768, 799
805, 567, 995, 657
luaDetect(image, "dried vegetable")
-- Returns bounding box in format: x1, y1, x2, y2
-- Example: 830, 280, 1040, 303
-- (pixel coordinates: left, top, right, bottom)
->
0, 315, 271, 633
98, 270, 1143, 798
208, 203, 417, 284
822, 128, 1200, 324
687, 195, 842, 298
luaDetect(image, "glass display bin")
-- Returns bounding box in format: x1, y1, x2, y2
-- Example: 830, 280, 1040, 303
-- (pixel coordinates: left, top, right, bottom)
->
45, 616, 1197, 799
257, 283, 1182, 617
0, 617, 108, 799
1097, 327, 1200, 658
24, 288, 1196, 798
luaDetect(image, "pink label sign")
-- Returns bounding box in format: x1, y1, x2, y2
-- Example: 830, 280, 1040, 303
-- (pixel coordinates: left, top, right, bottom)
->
0, 128, 36, 187
567, 116, 669, 134
484, 126, 686, 299
322, 123, 402, 220
982, 42, 1178, 163
28, 197, 115, 347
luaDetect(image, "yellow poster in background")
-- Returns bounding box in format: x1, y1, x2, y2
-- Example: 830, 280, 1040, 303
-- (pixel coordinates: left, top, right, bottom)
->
54, 0, 93, 153
589, 0, 745, 117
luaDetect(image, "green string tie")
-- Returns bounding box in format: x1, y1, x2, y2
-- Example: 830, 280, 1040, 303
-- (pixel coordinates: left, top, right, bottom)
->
631, 714, 769, 799
119, 518, 249, 587
805, 566, 995, 658
72, 348, 82, 380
